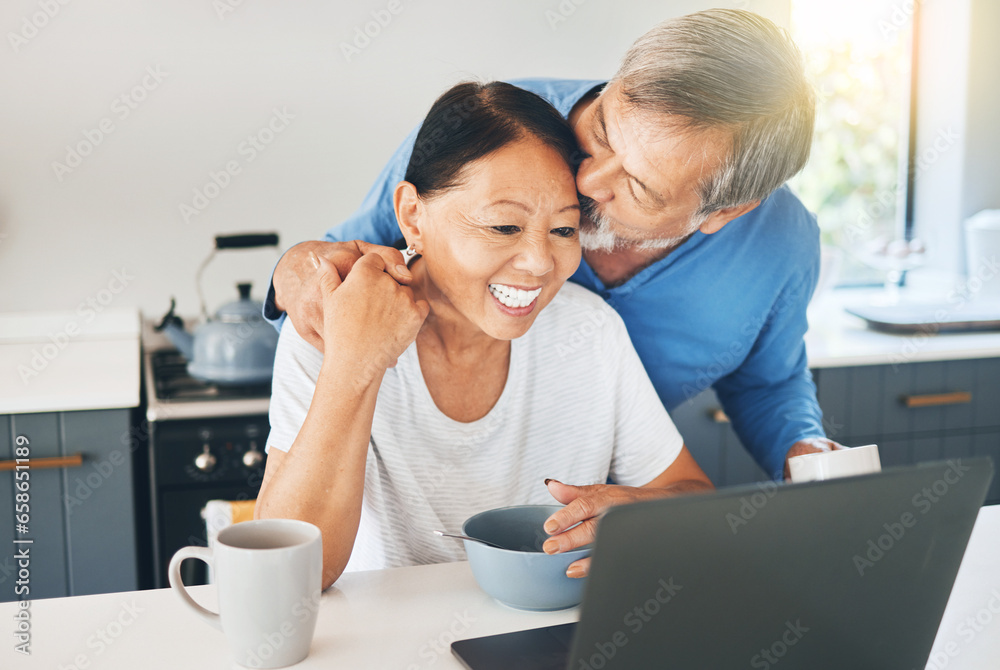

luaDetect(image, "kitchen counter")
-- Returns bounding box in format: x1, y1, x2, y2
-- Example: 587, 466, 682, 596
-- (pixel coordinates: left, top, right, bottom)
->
806, 287, 1000, 368
0, 309, 140, 414
4, 505, 998, 669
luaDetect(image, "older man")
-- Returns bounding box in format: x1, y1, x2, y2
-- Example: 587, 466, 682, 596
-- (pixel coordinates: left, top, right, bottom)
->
264, 9, 843, 568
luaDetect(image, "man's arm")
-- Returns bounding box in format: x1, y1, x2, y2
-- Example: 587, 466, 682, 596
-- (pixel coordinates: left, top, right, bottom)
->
712, 272, 842, 481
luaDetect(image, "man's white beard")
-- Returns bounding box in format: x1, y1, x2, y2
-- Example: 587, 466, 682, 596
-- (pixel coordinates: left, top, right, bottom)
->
578, 196, 704, 253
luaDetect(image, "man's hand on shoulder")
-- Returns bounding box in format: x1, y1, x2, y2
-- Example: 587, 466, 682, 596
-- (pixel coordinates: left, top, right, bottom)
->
783, 437, 848, 480
272, 240, 414, 351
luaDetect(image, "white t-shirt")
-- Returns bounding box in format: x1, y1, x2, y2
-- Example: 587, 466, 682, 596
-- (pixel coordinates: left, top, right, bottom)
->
266, 282, 684, 573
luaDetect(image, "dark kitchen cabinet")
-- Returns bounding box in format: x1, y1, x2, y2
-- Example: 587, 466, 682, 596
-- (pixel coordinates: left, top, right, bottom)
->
0, 409, 139, 602
813, 357, 1000, 504
670, 388, 768, 488
674, 356, 1000, 504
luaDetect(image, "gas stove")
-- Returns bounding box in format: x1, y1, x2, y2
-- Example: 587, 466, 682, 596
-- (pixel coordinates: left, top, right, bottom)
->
143, 318, 271, 422
151, 348, 272, 401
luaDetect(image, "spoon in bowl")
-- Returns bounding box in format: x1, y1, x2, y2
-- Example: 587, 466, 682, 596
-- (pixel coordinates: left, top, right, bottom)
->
433, 530, 505, 550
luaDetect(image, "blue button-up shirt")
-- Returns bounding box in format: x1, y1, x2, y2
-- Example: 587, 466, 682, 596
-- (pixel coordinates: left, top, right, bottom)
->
264, 78, 826, 479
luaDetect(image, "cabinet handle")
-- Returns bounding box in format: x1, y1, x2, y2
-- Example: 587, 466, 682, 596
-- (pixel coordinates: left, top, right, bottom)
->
901, 392, 973, 408
709, 408, 731, 423
0, 453, 84, 472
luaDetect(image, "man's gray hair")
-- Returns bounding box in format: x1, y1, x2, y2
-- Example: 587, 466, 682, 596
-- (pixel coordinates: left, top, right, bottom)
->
612, 9, 815, 217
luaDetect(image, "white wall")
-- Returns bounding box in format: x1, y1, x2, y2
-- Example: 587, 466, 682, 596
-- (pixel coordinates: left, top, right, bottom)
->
0, 0, 788, 318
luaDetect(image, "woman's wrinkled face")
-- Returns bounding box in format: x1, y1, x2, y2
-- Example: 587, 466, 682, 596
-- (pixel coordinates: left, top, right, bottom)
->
413, 135, 581, 341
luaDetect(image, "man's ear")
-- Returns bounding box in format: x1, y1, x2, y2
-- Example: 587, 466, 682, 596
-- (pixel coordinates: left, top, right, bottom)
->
697, 200, 761, 235
393, 181, 424, 248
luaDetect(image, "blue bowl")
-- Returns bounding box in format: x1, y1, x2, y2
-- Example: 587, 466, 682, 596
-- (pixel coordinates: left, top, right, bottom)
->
462, 505, 591, 611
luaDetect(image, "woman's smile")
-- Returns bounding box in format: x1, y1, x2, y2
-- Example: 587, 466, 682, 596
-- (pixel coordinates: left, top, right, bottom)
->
488, 282, 543, 315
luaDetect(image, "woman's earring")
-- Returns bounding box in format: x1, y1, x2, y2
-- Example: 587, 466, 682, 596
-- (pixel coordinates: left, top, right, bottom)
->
403, 243, 418, 264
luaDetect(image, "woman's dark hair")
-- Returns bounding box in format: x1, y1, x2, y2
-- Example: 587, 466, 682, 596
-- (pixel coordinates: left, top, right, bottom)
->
404, 81, 581, 198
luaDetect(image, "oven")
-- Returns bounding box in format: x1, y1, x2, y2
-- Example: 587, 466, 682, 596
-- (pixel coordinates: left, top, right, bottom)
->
142, 322, 270, 589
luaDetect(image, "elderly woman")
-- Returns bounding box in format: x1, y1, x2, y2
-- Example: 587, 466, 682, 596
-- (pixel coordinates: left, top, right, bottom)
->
256, 81, 712, 589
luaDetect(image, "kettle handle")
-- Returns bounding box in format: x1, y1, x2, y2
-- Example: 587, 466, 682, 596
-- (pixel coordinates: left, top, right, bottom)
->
215, 233, 279, 250
195, 233, 280, 320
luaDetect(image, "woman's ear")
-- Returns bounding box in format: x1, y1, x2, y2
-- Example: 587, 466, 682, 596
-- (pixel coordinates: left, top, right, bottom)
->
393, 181, 424, 250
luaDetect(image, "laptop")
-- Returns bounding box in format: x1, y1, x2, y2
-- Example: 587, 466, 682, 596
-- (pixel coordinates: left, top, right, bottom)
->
452, 458, 994, 670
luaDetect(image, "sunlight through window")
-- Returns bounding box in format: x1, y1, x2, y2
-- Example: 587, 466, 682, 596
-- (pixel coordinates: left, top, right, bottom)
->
789, 0, 916, 285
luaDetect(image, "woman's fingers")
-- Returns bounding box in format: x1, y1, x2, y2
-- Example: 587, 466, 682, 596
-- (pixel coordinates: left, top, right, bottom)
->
542, 516, 599, 555
355, 241, 413, 284
544, 482, 611, 534
566, 557, 591, 579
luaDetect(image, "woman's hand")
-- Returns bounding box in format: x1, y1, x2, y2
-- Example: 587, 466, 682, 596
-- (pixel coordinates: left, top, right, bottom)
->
541, 447, 714, 578
317, 252, 429, 381
541, 481, 676, 578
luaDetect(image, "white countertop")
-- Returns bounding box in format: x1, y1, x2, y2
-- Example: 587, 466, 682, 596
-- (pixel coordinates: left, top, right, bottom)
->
806, 287, 1000, 368
0, 309, 140, 414
4, 505, 998, 669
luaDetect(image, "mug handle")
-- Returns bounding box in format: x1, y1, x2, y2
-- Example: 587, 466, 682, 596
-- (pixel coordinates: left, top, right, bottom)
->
168, 546, 222, 631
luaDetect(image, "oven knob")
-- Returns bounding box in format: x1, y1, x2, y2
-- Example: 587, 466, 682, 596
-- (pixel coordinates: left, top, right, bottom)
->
195, 444, 217, 473
243, 441, 264, 468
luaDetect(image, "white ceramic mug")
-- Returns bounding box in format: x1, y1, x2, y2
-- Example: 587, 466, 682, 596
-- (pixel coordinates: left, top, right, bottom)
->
788, 444, 882, 483
168, 518, 323, 669
965, 210, 1000, 300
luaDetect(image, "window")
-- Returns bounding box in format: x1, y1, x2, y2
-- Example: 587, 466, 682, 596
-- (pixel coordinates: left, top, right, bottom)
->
788, 0, 918, 286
